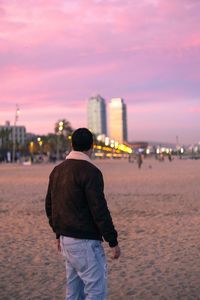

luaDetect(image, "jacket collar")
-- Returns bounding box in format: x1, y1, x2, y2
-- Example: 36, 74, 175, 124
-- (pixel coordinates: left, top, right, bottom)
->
66, 150, 93, 164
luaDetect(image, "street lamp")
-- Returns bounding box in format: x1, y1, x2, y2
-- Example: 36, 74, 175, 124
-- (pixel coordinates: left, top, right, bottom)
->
58, 121, 64, 132
12, 105, 20, 163
56, 121, 64, 161
37, 137, 43, 151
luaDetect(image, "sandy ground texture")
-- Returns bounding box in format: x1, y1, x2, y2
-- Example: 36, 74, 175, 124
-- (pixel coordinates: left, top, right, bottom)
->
0, 157, 200, 300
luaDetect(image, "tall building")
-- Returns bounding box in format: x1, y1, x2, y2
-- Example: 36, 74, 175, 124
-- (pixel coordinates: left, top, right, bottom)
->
87, 95, 107, 135
109, 98, 127, 143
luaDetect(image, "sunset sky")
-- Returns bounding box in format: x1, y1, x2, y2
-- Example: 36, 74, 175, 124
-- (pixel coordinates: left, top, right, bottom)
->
1, 0, 200, 144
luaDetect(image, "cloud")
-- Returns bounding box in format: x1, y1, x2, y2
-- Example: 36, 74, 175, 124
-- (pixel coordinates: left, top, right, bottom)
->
187, 105, 200, 113
0, 0, 200, 143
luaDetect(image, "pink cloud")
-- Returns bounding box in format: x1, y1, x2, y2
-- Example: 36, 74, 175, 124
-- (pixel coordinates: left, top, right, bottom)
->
187, 106, 200, 113
0, 0, 200, 143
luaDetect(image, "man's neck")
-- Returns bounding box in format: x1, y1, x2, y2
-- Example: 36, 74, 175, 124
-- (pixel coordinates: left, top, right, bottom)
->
82, 149, 92, 158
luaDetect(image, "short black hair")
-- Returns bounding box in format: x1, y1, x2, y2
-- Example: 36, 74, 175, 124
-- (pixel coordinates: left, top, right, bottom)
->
72, 128, 93, 151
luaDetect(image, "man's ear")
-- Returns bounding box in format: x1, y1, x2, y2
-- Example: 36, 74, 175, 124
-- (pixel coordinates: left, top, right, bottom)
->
88, 148, 93, 158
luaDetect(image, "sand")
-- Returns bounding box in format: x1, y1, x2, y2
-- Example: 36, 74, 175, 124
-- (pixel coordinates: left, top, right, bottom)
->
0, 157, 200, 300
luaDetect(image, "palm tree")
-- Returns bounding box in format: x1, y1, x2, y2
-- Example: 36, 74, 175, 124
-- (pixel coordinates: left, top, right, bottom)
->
54, 119, 73, 159
55, 119, 73, 137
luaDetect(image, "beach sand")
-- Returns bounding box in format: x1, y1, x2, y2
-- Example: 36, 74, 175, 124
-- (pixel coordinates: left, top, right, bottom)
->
0, 158, 200, 299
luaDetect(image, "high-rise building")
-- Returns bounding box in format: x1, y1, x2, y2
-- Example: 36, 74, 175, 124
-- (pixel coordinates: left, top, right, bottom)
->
87, 95, 107, 135
109, 98, 127, 143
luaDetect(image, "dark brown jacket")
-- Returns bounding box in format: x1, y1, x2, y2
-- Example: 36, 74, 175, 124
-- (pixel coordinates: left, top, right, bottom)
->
45, 158, 118, 247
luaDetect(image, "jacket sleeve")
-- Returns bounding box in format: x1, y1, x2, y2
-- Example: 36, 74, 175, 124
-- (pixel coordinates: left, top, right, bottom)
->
45, 177, 53, 229
45, 176, 60, 239
84, 169, 118, 247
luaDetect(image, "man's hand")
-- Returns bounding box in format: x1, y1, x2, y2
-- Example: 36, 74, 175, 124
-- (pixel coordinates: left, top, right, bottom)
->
111, 245, 121, 259
56, 238, 61, 252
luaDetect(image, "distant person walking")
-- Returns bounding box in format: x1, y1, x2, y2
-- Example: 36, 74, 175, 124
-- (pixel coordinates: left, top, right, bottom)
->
137, 153, 143, 169
168, 153, 172, 162
45, 128, 120, 300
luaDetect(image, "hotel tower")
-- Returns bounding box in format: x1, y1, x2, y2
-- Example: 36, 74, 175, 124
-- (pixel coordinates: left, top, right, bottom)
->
87, 95, 107, 135
109, 98, 127, 143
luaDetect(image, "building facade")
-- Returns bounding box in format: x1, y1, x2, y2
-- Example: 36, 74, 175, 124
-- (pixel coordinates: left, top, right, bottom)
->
87, 95, 107, 135
0, 121, 26, 147
109, 98, 127, 143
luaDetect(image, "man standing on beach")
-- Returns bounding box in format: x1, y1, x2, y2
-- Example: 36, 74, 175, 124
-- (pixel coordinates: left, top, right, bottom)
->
45, 128, 120, 300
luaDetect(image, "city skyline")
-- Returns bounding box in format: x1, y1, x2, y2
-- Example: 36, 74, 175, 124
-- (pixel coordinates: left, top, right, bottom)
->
0, 0, 200, 144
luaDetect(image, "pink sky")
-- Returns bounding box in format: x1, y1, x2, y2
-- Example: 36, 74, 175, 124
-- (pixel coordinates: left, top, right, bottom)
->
0, 0, 200, 144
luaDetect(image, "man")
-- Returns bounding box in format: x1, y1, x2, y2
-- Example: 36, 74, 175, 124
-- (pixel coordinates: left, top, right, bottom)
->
45, 128, 120, 300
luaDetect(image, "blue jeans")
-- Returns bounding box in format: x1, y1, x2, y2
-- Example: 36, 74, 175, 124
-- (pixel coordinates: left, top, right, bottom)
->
60, 236, 108, 300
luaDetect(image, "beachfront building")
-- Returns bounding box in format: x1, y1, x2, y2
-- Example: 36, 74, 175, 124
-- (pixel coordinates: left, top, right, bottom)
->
108, 98, 127, 143
87, 95, 107, 135
0, 121, 26, 147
